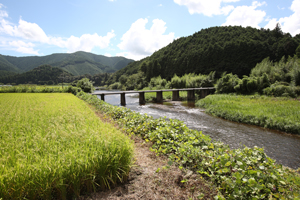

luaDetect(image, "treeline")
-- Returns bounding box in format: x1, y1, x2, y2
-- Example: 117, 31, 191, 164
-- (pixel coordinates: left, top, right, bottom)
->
106, 25, 300, 85
216, 55, 300, 97
0, 65, 73, 85
108, 71, 215, 91
0, 64, 112, 86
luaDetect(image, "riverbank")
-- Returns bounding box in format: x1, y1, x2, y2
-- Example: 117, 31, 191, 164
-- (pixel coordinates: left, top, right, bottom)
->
196, 94, 300, 135
78, 92, 300, 199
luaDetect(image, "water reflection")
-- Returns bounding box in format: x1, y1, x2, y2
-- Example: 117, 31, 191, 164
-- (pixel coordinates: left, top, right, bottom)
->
96, 92, 300, 169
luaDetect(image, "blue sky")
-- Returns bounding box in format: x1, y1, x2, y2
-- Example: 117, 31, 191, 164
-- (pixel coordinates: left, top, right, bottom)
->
0, 0, 299, 60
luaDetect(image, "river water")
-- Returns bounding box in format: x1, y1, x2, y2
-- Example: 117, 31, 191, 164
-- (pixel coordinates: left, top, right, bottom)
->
96, 92, 300, 169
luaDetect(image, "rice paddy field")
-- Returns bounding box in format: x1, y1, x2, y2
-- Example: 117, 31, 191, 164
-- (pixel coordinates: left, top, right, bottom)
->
196, 94, 300, 134
0, 93, 133, 199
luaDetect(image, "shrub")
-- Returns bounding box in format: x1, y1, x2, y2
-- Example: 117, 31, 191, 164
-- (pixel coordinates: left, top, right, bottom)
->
216, 73, 240, 94
263, 84, 300, 97
76, 78, 94, 93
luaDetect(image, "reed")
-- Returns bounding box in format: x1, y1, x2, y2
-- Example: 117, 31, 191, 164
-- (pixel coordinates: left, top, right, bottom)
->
0, 93, 133, 199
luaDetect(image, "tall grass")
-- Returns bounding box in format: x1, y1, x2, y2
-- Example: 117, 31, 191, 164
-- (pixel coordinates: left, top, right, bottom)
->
196, 94, 300, 134
0, 93, 133, 199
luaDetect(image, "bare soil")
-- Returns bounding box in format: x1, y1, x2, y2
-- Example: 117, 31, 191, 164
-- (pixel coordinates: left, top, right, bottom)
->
80, 108, 218, 200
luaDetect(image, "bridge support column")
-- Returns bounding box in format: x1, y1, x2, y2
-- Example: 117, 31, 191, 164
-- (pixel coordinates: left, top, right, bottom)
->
139, 92, 146, 105
120, 93, 126, 106
187, 90, 195, 101
156, 91, 163, 103
172, 90, 180, 101
200, 89, 208, 99
100, 94, 105, 101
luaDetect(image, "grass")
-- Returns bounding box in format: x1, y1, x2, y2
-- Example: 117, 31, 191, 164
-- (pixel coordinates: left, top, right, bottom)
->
0, 93, 133, 199
196, 94, 300, 134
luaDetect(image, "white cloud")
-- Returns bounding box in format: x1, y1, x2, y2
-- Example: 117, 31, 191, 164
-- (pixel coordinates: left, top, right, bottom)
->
8, 40, 39, 55
264, 18, 278, 30
0, 4, 8, 19
15, 19, 49, 43
264, 0, 300, 36
117, 18, 175, 61
222, 1, 267, 28
62, 31, 115, 53
173, 0, 240, 16
0, 4, 116, 55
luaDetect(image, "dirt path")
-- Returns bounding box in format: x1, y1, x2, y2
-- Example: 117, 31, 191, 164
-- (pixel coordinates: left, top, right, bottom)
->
80, 135, 217, 200
79, 107, 218, 199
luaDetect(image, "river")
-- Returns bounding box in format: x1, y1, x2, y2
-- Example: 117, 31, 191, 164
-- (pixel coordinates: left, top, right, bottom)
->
96, 91, 300, 169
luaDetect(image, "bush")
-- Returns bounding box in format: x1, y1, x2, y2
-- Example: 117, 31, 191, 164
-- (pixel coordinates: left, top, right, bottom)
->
216, 73, 240, 94
263, 84, 300, 97
76, 78, 94, 93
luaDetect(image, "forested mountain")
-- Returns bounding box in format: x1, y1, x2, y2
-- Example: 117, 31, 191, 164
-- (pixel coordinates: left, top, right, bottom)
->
0, 51, 134, 76
108, 25, 300, 84
0, 65, 73, 85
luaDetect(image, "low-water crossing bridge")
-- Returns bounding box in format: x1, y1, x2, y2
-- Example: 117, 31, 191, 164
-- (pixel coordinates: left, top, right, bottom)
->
92, 87, 215, 106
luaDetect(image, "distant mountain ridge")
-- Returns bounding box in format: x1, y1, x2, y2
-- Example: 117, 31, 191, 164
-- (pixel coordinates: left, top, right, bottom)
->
0, 51, 134, 76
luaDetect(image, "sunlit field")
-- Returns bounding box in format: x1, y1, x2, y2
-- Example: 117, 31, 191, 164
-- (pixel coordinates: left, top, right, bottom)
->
0, 93, 133, 199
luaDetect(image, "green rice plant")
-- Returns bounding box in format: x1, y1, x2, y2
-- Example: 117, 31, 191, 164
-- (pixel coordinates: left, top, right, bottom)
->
78, 92, 300, 200
0, 93, 133, 199
196, 94, 300, 134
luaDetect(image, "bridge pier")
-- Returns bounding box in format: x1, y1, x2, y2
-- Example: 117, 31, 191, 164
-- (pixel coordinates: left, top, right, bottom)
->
187, 90, 195, 101
199, 89, 208, 99
100, 94, 105, 101
139, 92, 146, 105
120, 93, 126, 106
172, 90, 180, 101
156, 91, 163, 103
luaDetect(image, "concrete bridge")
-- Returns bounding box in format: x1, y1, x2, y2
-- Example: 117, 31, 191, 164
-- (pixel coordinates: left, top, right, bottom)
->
92, 87, 215, 106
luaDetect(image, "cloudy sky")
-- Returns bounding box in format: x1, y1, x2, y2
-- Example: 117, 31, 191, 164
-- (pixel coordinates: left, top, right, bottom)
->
0, 0, 299, 60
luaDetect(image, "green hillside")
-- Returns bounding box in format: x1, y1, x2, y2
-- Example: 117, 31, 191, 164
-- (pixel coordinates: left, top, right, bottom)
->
109, 25, 300, 84
0, 51, 134, 76
0, 65, 73, 85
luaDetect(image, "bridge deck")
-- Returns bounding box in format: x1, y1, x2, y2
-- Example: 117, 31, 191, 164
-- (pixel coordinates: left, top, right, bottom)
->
92, 87, 215, 106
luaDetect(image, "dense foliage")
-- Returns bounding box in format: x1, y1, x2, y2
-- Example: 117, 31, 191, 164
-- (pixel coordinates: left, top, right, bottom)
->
108, 72, 215, 91
0, 65, 73, 85
108, 25, 299, 85
0, 93, 133, 199
216, 56, 300, 97
76, 77, 95, 93
196, 94, 300, 135
78, 92, 300, 200
0, 51, 133, 76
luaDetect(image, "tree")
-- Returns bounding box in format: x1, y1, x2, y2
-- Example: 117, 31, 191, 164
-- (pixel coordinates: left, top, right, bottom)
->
76, 78, 94, 93
296, 44, 300, 58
